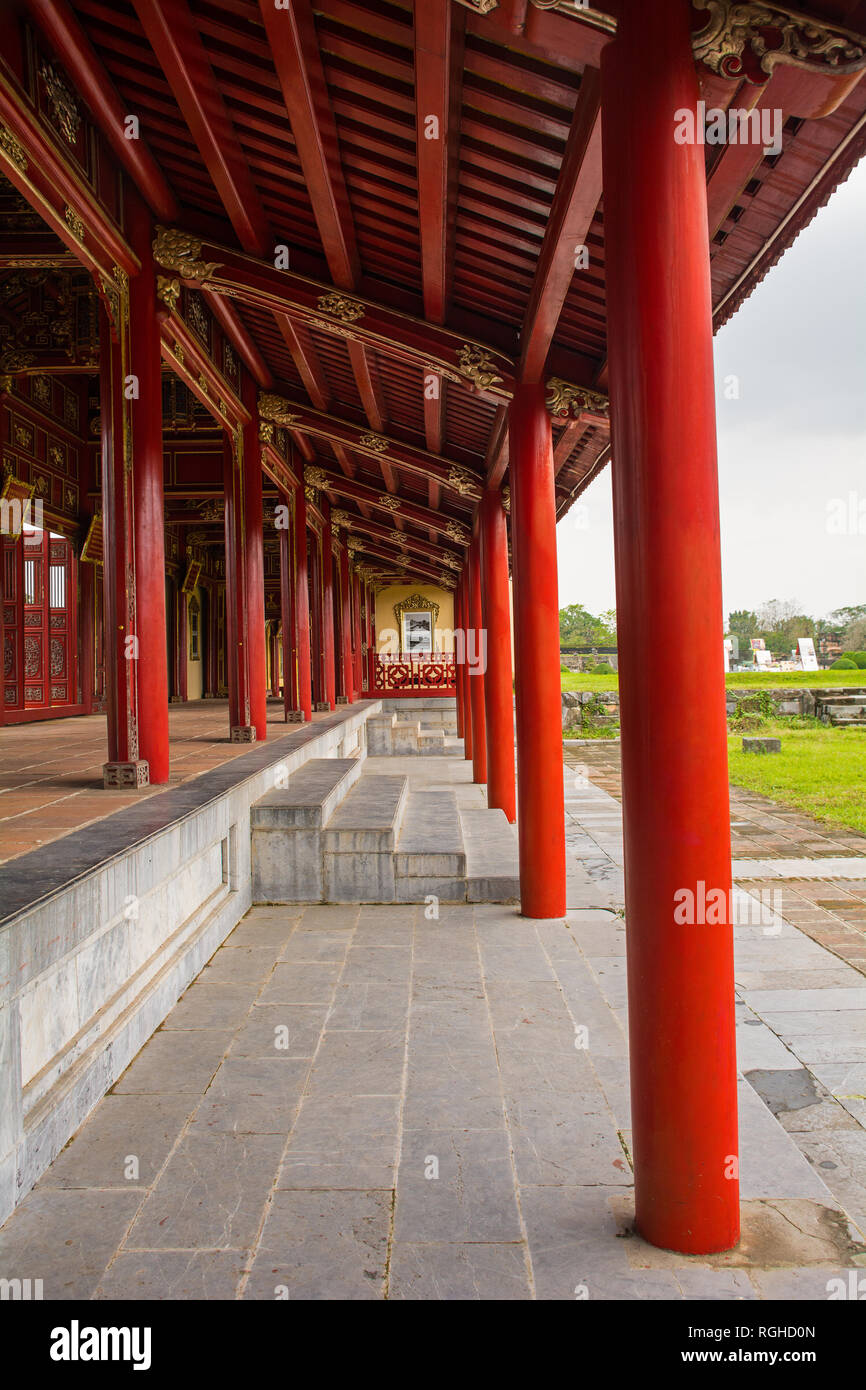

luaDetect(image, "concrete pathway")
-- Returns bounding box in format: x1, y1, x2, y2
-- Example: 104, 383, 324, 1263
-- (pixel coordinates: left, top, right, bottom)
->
0, 756, 864, 1299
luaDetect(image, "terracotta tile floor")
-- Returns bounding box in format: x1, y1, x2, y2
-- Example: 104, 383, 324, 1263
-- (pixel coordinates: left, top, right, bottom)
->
0, 700, 330, 865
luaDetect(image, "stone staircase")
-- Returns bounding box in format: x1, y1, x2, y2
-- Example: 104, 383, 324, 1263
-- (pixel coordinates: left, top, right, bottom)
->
250, 756, 518, 905
816, 692, 866, 727
367, 710, 461, 756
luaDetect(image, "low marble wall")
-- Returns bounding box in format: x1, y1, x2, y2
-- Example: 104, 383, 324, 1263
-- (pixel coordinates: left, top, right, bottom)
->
561, 687, 855, 734
0, 701, 378, 1225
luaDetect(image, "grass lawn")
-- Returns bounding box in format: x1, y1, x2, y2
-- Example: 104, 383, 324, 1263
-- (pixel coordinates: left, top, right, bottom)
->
561, 669, 866, 693
727, 719, 866, 836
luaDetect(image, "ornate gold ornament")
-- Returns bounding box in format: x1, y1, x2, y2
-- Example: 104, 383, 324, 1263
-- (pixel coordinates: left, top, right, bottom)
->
346, 535, 363, 552
457, 343, 503, 392
358, 433, 389, 454
98, 266, 130, 333
452, 0, 499, 13
389, 530, 408, 548
692, 0, 866, 80
444, 519, 470, 544
199, 498, 224, 521
197, 373, 210, 397
439, 572, 457, 589
40, 62, 81, 144
423, 361, 463, 386
442, 553, 462, 571
316, 291, 365, 324
259, 421, 275, 444
258, 391, 300, 428
332, 509, 353, 529
173, 341, 185, 365
0, 124, 28, 172
545, 377, 610, 419
64, 205, 85, 242
446, 465, 480, 498
157, 276, 181, 312
304, 484, 318, 506
304, 465, 329, 489
152, 226, 222, 281
378, 494, 401, 512
0, 349, 36, 376
393, 592, 440, 627
501, 486, 511, 514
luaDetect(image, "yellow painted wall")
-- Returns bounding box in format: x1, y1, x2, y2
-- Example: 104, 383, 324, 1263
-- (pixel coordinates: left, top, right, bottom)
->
374, 584, 455, 654
186, 587, 203, 699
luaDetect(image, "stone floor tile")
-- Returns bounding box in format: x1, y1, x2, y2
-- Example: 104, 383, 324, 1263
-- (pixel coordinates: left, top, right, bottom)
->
327, 981, 410, 1030
161, 982, 261, 1030
36, 1094, 194, 1190
112, 1029, 234, 1094
192, 1057, 309, 1135
280, 931, 351, 963
243, 1189, 390, 1300
125, 1132, 284, 1250
94, 1250, 244, 1300
257, 961, 342, 1004
278, 1093, 400, 1189
229, 1004, 329, 1059
394, 1128, 522, 1243
388, 1241, 531, 1300
196, 946, 277, 986
306, 1029, 406, 1097
0, 1190, 142, 1299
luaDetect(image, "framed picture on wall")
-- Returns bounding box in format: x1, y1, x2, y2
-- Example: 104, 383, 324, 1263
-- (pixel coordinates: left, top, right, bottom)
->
402, 610, 433, 653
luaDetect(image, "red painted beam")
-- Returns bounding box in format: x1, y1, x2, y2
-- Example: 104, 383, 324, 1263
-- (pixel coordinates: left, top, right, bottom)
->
414, 0, 464, 324
259, 0, 360, 289
519, 70, 603, 383
204, 291, 273, 389
26, 0, 178, 223
132, 0, 271, 257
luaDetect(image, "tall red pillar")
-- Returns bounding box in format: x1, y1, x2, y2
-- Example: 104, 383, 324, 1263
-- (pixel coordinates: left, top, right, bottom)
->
601, 0, 738, 1254
509, 382, 566, 918
294, 482, 312, 721
458, 572, 472, 761
468, 537, 487, 785
279, 489, 297, 718
338, 546, 355, 703
352, 569, 363, 695
222, 431, 253, 740
99, 299, 148, 786
454, 572, 465, 740
127, 190, 169, 782
321, 504, 337, 709
480, 489, 516, 822
241, 372, 267, 741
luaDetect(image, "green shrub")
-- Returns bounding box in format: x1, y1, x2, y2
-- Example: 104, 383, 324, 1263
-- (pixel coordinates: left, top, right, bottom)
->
831, 657, 858, 670
849, 651, 866, 669
592, 661, 613, 674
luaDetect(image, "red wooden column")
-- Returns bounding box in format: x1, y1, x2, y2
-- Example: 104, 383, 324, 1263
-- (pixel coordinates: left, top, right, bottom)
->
222, 431, 253, 740
454, 570, 465, 740
601, 0, 738, 1255
127, 190, 169, 781
99, 300, 149, 787
241, 372, 267, 741
321, 503, 337, 710
509, 383, 566, 918
293, 482, 312, 721
338, 545, 355, 703
458, 572, 472, 761
278, 488, 297, 718
352, 569, 363, 695
480, 489, 516, 822
468, 537, 487, 785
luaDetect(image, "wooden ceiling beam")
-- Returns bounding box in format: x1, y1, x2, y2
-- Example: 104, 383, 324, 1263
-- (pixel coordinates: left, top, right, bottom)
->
132, 0, 272, 258
518, 70, 603, 383
303, 465, 471, 543
26, 0, 179, 223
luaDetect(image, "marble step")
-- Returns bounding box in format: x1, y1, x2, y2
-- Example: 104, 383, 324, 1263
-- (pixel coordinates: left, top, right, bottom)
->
394, 791, 467, 900
251, 759, 363, 902
322, 775, 410, 903
460, 807, 520, 903
251, 758, 362, 829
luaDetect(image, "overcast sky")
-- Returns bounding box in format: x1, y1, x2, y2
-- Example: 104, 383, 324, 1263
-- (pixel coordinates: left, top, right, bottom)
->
556, 156, 866, 626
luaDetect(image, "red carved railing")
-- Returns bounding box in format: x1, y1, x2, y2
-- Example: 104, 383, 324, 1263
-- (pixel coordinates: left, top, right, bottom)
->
368, 653, 456, 696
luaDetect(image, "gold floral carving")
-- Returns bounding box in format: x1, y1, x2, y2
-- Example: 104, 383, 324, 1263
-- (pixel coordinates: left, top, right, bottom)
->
692, 0, 866, 79
259, 421, 274, 444
379, 494, 401, 512
446, 465, 480, 498
304, 465, 329, 489
545, 377, 609, 419
316, 291, 365, 324
332, 510, 353, 528
64, 205, 85, 242
157, 276, 181, 312
40, 62, 80, 144
258, 392, 300, 428
358, 433, 388, 453
152, 226, 222, 281
444, 519, 470, 544
0, 124, 27, 172
501, 486, 511, 515
456, 343, 503, 392
393, 592, 440, 627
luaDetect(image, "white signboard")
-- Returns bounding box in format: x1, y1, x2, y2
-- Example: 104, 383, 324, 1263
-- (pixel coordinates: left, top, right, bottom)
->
798, 637, 819, 671
755, 648, 773, 668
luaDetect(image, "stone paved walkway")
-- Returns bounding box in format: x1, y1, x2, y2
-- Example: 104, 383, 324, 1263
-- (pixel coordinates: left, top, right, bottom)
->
1, 756, 864, 1300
